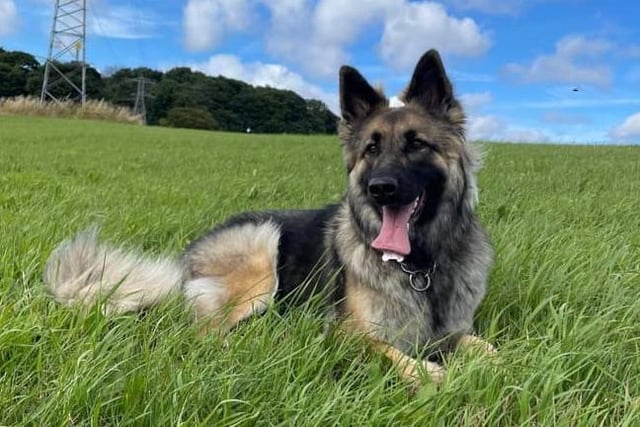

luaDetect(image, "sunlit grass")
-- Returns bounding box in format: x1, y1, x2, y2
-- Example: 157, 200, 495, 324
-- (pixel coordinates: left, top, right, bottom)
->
1, 116, 639, 425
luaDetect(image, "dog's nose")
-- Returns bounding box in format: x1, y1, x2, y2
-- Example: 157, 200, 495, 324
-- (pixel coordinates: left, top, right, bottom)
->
368, 177, 398, 204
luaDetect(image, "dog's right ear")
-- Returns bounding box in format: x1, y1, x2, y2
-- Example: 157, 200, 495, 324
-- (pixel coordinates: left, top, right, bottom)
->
339, 66, 386, 123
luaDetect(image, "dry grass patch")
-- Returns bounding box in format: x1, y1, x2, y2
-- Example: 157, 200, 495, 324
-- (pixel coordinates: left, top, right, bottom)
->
0, 96, 142, 125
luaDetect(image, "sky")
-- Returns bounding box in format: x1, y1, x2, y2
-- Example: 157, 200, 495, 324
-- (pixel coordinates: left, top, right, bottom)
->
1, 0, 640, 144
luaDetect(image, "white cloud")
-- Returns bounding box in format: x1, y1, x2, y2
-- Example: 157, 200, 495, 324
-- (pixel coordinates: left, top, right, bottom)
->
513, 97, 640, 109
466, 114, 548, 143
444, 0, 531, 15
457, 90, 548, 142
312, 0, 392, 46
457, 92, 498, 141
505, 35, 613, 87
24, 0, 156, 40
88, 4, 158, 39
190, 54, 339, 113
610, 112, 640, 142
183, 0, 252, 51
392, 90, 492, 111
460, 91, 493, 112
555, 35, 611, 58
260, 0, 386, 77
450, 69, 495, 83
182, 0, 490, 76
380, 2, 490, 69
540, 111, 591, 125
389, 96, 404, 108
621, 44, 640, 59
0, 0, 18, 36
467, 115, 502, 140
500, 128, 548, 143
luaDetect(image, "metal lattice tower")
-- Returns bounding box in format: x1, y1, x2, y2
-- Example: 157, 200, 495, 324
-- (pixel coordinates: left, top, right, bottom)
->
133, 76, 148, 124
131, 76, 155, 124
40, 0, 87, 105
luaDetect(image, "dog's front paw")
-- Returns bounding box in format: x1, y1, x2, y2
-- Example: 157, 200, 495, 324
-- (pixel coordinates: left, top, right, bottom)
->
458, 334, 497, 355
400, 359, 445, 386
424, 360, 446, 384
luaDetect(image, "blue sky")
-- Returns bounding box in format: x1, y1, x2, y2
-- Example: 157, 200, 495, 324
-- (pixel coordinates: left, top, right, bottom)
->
1, 0, 640, 143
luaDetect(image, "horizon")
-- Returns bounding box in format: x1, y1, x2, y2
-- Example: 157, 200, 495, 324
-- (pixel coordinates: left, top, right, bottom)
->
1, 0, 639, 144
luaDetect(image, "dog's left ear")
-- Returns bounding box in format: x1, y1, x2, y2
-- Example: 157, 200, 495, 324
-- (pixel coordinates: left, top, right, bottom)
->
403, 49, 454, 112
340, 66, 387, 123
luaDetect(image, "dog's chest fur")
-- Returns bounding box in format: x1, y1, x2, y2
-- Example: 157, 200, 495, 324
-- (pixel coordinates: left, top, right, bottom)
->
330, 207, 445, 356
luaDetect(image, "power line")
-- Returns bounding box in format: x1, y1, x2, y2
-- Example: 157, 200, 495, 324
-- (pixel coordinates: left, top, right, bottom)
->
40, 0, 87, 105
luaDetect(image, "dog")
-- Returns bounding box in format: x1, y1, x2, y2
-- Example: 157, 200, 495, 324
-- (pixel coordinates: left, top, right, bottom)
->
44, 49, 494, 385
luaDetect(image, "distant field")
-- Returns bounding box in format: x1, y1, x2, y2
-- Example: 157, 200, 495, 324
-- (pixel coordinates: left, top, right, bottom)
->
1, 115, 639, 425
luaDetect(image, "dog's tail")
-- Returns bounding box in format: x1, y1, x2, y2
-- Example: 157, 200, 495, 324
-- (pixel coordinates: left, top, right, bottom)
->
43, 229, 183, 315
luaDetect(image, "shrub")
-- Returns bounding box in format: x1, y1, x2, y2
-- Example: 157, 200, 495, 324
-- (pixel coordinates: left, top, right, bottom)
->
163, 107, 218, 131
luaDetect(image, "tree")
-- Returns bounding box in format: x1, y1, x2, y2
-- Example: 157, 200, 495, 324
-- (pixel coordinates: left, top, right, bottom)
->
306, 99, 338, 134
0, 46, 339, 134
163, 107, 218, 130
23, 61, 104, 100
0, 49, 41, 97
102, 67, 163, 110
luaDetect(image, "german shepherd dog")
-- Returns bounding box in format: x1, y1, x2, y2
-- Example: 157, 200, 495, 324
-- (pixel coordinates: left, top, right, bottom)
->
44, 50, 494, 385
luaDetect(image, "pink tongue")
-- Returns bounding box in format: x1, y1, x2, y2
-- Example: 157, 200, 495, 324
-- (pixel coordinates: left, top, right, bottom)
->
371, 202, 415, 256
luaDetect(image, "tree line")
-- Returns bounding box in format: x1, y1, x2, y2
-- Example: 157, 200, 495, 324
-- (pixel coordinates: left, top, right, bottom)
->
0, 47, 338, 134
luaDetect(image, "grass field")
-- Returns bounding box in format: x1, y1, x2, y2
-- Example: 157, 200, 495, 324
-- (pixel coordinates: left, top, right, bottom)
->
1, 115, 639, 426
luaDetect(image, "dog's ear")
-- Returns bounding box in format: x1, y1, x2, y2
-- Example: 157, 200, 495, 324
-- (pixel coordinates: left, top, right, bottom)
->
340, 66, 386, 122
403, 49, 454, 112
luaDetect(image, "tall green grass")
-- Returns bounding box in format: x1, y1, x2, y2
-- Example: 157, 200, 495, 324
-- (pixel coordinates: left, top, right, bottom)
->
1, 115, 639, 425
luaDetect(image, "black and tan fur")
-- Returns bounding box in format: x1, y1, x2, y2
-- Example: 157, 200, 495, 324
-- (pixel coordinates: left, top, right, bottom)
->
44, 50, 494, 385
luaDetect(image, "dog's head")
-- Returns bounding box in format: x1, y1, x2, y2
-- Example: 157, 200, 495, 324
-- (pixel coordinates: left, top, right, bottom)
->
338, 49, 479, 261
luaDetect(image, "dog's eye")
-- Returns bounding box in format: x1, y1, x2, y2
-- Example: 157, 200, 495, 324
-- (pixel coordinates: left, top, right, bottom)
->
407, 138, 428, 150
407, 138, 429, 150
405, 131, 432, 151
365, 142, 379, 156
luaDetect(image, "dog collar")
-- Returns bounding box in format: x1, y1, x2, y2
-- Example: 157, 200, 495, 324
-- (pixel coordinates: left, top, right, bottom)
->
398, 261, 437, 292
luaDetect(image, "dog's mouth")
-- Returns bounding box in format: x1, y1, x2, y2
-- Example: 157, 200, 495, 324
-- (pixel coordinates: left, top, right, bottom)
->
371, 192, 425, 262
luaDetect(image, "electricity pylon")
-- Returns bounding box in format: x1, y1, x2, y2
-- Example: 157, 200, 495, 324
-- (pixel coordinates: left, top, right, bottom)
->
40, 0, 87, 105
132, 76, 155, 124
